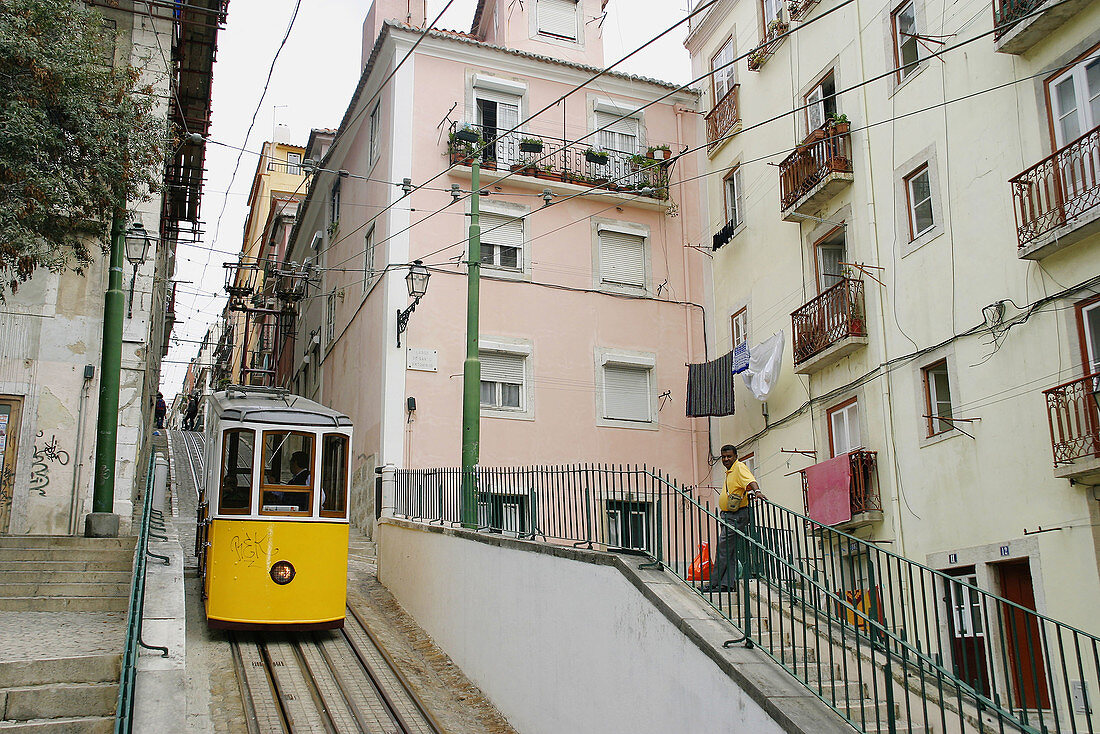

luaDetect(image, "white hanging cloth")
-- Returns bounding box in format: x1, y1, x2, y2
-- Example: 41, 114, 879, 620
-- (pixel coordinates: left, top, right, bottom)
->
741, 331, 784, 401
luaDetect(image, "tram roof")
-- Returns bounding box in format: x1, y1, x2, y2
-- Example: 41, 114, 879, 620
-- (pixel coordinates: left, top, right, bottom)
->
210, 388, 352, 427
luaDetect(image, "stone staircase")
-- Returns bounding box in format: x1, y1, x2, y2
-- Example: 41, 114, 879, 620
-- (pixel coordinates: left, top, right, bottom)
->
0, 536, 135, 732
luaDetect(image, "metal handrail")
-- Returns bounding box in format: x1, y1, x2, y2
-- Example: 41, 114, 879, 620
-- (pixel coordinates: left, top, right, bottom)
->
114, 455, 169, 733
395, 464, 1100, 733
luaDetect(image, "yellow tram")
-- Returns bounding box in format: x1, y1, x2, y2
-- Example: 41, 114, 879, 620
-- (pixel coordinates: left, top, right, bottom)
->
197, 387, 353, 629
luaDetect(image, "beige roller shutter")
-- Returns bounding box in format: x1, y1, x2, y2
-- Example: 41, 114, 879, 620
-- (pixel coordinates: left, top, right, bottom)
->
604, 365, 651, 421
480, 213, 524, 250
480, 352, 524, 385
599, 229, 646, 287
537, 0, 578, 39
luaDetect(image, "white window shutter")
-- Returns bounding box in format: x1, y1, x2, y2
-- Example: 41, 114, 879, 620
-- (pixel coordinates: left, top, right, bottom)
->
604, 365, 651, 421
480, 352, 524, 384
595, 111, 639, 153
538, 0, 578, 39
480, 213, 524, 251
599, 230, 646, 287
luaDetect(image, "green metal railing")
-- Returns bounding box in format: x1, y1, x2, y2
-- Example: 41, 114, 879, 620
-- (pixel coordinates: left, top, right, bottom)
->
114, 455, 169, 733
394, 464, 1100, 733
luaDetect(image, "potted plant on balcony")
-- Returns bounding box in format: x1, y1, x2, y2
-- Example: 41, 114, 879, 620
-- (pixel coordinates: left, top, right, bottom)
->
585, 146, 610, 165
448, 126, 482, 164
827, 113, 850, 134
534, 163, 558, 181
747, 49, 768, 71
454, 122, 481, 143
519, 136, 544, 153
647, 144, 672, 161
630, 152, 654, 169
767, 17, 789, 38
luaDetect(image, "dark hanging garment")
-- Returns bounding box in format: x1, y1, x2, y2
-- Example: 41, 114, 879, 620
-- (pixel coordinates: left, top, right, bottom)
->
686, 350, 736, 417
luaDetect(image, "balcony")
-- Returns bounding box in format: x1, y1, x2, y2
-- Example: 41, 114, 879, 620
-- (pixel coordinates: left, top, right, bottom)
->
779, 123, 854, 221
1044, 373, 1100, 483
1011, 124, 1100, 259
791, 278, 868, 374
705, 85, 740, 152
993, 0, 1094, 54
801, 449, 882, 529
747, 21, 789, 72
447, 124, 669, 204
266, 161, 302, 175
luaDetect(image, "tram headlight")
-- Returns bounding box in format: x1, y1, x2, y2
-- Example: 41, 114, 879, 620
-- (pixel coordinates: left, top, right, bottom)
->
269, 560, 295, 585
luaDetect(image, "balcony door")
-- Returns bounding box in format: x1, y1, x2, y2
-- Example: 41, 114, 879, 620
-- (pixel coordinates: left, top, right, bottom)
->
476, 91, 521, 167
828, 398, 861, 457
1048, 58, 1100, 202
815, 228, 846, 293
944, 570, 992, 697
1079, 297, 1100, 375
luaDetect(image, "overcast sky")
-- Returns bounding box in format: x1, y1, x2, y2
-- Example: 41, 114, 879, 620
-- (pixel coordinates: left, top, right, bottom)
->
162, 0, 695, 395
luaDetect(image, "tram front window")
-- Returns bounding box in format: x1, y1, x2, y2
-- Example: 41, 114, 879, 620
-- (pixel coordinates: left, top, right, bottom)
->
261, 431, 314, 513
320, 434, 349, 517
219, 429, 254, 513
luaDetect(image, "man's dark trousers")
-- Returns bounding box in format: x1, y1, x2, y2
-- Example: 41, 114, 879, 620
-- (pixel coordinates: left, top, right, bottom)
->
704, 506, 751, 592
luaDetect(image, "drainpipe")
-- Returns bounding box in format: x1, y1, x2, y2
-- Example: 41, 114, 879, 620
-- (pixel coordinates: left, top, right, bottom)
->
87, 213, 125, 538
68, 366, 94, 535
675, 105, 702, 489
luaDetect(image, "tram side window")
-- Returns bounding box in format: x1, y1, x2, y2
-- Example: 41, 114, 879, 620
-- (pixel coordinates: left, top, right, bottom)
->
320, 434, 349, 517
261, 431, 314, 513
219, 429, 255, 513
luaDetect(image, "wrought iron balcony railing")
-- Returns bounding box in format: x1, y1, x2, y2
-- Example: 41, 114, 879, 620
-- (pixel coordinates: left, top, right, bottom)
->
1010, 123, 1100, 251
779, 123, 853, 211
1044, 372, 1100, 466
800, 449, 881, 525
447, 124, 669, 200
266, 161, 302, 175
705, 85, 739, 150
992, 0, 1043, 37
791, 277, 866, 365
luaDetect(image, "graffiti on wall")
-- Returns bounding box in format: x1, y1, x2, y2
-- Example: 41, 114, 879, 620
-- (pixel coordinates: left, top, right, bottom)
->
29, 431, 71, 496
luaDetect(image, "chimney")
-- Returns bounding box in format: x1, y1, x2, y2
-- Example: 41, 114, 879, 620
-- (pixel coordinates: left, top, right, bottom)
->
362, 0, 428, 68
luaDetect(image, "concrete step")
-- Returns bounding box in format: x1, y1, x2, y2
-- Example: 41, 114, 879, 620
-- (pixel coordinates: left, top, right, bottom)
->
0, 597, 128, 613
0, 537, 134, 550
817, 678, 868, 701
0, 584, 129, 598
0, 572, 130, 585
837, 697, 898, 724
860, 722, 932, 734
0, 561, 133, 574
1, 682, 117, 721
0, 716, 114, 733
0, 550, 132, 564
0, 656, 119, 689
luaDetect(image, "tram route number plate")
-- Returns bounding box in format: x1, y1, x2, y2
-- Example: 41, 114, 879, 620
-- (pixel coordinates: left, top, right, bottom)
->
407, 348, 438, 372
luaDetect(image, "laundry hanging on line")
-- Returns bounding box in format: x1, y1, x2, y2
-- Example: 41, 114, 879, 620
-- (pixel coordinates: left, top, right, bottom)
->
685, 350, 736, 417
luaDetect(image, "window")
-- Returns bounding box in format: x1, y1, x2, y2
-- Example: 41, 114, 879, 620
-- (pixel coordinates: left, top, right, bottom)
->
480, 351, 525, 410
923, 359, 953, 436
363, 227, 376, 293
218, 428, 254, 514
905, 165, 934, 240
595, 111, 639, 155
1077, 297, 1100, 374
481, 212, 523, 270
762, 0, 783, 26
260, 431, 314, 514
477, 492, 528, 536
740, 452, 757, 476
369, 103, 381, 164
1048, 56, 1100, 148
287, 152, 301, 175
827, 398, 861, 456
731, 307, 748, 349
325, 291, 337, 346
476, 91, 521, 165
603, 364, 652, 422
711, 38, 737, 103
536, 0, 578, 40
320, 433, 348, 517
329, 182, 341, 227
892, 1, 919, 81
724, 167, 743, 229
607, 500, 651, 550
815, 228, 847, 292
599, 228, 646, 288
805, 72, 837, 132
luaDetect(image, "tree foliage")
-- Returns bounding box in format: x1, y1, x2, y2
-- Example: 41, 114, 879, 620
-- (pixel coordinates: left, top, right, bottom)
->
0, 0, 169, 295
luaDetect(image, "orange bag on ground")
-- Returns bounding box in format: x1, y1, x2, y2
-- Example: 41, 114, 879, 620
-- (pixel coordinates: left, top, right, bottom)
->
686, 542, 711, 582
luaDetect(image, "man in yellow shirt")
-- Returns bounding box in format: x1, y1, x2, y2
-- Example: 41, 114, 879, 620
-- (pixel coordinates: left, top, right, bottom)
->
702, 444, 763, 593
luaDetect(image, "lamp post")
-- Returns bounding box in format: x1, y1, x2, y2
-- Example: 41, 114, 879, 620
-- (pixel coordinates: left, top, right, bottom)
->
396, 260, 430, 347
124, 222, 153, 319
460, 159, 481, 529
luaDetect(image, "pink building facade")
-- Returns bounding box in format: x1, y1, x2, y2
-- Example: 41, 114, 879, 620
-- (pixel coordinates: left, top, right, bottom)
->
285, 0, 710, 531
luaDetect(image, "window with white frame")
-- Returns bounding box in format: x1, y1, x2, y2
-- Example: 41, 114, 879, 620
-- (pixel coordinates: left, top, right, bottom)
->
598, 228, 646, 288
923, 359, 953, 436
363, 227, 376, 293
480, 212, 523, 270
536, 0, 578, 40
480, 351, 525, 410
607, 500, 651, 550
731, 307, 748, 349
595, 110, 639, 155
1048, 56, 1100, 148
603, 363, 652, 422
325, 291, 336, 347
828, 399, 861, 456
711, 37, 737, 104
892, 0, 919, 81
905, 164, 934, 240
1081, 298, 1100, 374
724, 166, 743, 229
815, 228, 847, 293
369, 103, 381, 165
805, 71, 837, 132
287, 151, 302, 175
477, 492, 527, 536
329, 182, 340, 227
740, 452, 757, 476
476, 88, 522, 166
762, 0, 783, 26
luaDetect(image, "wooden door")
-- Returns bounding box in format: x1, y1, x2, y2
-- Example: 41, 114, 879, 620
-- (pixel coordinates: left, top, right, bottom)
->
0, 397, 23, 533
998, 560, 1051, 710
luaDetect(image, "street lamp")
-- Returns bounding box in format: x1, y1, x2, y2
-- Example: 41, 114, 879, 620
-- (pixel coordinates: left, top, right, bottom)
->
124, 222, 153, 318
396, 260, 430, 347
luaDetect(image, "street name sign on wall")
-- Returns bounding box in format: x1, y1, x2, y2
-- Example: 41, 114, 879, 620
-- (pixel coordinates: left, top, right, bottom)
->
407, 348, 438, 372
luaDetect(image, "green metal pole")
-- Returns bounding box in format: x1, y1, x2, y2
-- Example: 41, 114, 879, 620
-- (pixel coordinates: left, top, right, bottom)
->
87, 212, 126, 537
460, 161, 481, 529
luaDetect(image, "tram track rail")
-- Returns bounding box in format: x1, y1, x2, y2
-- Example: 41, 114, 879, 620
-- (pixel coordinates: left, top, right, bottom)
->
230, 608, 443, 734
